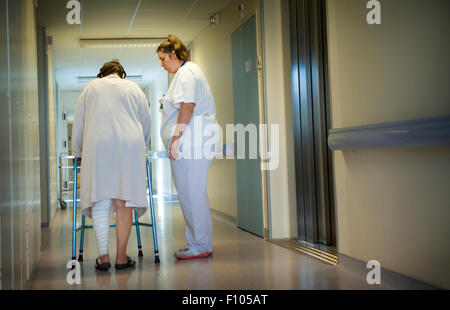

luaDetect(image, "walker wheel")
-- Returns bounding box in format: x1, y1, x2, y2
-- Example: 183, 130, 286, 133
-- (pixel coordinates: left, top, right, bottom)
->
155, 255, 160, 264
78, 254, 83, 262
138, 250, 143, 257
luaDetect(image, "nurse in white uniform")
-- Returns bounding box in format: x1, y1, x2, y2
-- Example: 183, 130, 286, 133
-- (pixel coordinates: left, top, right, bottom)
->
157, 35, 219, 260
72, 61, 151, 270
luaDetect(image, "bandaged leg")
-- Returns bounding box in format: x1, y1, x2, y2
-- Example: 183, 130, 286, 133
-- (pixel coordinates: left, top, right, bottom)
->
92, 200, 112, 257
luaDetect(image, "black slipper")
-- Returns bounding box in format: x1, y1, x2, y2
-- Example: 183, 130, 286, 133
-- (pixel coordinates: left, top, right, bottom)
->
115, 256, 136, 270
95, 257, 111, 271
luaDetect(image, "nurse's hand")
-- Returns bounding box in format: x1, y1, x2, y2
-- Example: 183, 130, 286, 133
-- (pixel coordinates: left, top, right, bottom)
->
169, 137, 181, 160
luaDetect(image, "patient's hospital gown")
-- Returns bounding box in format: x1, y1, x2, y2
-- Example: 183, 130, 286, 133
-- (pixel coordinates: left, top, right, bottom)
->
72, 75, 151, 218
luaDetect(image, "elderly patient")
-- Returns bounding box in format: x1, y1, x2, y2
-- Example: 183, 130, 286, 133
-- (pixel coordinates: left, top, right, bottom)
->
72, 61, 151, 271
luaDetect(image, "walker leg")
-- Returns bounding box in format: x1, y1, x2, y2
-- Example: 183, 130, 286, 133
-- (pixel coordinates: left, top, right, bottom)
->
146, 159, 160, 264
71, 158, 79, 262
134, 209, 143, 257
78, 215, 85, 262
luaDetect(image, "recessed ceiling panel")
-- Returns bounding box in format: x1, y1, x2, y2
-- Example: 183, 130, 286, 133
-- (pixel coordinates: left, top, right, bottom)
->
36, 0, 234, 91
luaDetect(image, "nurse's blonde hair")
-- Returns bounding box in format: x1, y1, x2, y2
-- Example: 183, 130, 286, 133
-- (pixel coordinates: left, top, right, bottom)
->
157, 34, 190, 61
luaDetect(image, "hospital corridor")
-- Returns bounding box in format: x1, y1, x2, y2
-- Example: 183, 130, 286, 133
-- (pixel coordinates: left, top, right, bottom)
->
1, 0, 449, 293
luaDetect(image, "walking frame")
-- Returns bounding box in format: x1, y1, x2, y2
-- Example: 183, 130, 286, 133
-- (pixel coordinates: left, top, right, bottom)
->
70, 155, 160, 266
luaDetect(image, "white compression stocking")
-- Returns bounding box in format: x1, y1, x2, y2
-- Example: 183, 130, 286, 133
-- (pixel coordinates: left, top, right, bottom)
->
92, 200, 112, 257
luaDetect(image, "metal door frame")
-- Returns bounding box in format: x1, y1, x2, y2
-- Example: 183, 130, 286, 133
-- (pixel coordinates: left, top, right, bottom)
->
36, 27, 51, 227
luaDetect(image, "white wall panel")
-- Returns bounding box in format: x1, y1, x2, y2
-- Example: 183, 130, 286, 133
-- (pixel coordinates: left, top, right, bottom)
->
327, 0, 450, 289
0, 0, 41, 289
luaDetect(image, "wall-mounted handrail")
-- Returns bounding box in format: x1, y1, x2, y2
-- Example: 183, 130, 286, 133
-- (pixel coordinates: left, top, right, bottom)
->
328, 114, 450, 151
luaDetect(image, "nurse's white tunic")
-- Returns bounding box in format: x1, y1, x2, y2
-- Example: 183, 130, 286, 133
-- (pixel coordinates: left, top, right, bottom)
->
72, 75, 151, 219
160, 61, 219, 154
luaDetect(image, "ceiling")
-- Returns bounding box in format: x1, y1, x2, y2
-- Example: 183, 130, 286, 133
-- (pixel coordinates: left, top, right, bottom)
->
36, 0, 232, 91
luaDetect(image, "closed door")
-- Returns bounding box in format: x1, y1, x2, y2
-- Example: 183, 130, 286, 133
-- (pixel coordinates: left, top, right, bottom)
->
289, 0, 335, 246
231, 15, 263, 237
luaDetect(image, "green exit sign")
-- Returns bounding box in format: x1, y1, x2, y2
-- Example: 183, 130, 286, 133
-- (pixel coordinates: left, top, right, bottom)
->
209, 13, 220, 26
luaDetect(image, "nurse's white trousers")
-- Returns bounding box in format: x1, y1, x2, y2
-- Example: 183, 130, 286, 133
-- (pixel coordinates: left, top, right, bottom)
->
170, 157, 213, 253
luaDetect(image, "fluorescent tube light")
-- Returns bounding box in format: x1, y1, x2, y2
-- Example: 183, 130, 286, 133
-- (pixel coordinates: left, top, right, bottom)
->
77, 75, 143, 81
79, 38, 166, 48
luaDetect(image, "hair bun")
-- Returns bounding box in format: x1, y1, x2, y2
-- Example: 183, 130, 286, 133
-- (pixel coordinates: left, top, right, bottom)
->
158, 34, 190, 61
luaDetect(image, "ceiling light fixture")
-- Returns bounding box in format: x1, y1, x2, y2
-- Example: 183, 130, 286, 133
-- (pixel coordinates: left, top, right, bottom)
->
79, 38, 166, 48
77, 75, 143, 81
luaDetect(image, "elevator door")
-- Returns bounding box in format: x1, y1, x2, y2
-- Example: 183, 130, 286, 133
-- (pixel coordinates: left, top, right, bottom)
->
231, 15, 264, 237
289, 0, 336, 246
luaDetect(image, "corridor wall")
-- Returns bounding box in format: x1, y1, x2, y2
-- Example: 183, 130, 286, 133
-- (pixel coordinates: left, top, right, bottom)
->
190, 0, 262, 224
191, 0, 298, 240
0, 0, 41, 289
37, 28, 58, 227
327, 0, 450, 289
46, 46, 58, 225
